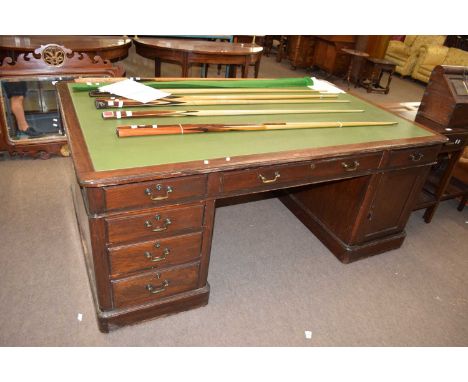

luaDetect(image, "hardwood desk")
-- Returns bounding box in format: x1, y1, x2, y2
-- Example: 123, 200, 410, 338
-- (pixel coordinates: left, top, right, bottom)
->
57, 78, 445, 332
133, 38, 263, 78
0, 36, 132, 63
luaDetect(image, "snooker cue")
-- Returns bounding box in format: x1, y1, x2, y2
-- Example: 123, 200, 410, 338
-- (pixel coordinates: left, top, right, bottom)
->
116, 121, 399, 137
95, 97, 345, 109
88, 88, 324, 97
102, 108, 364, 120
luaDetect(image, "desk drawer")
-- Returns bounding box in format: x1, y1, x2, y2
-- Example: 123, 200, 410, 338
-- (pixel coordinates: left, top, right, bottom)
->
387, 146, 440, 168
221, 153, 382, 194
105, 203, 204, 244
108, 232, 203, 277
112, 262, 200, 308
103, 175, 206, 211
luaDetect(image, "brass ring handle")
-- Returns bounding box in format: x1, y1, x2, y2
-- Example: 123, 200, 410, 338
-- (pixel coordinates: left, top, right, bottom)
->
145, 185, 173, 201
258, 171, 281, 184
341, 160, 360, 172
146, 280, 169, 294
144, 248, 170, 262
410, 153, 424, 162
144, 218, 172, 232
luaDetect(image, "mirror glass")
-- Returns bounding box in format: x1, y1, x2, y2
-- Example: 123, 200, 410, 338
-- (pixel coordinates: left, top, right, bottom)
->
0, 76, 74, 142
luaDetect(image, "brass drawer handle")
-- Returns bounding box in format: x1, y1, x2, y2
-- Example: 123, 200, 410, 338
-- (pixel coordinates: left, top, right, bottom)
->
146, 280, 169, 294
341, 160, 360, 172
145, 247, 170, 262
258, 171, 281, 184
410, 152, 424, 162
144, 215, 172, 232
145, 184, 173, 201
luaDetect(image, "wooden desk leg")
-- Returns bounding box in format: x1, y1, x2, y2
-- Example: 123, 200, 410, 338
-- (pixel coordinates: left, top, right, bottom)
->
154, 58, 161, 77
423, 150, 464, 223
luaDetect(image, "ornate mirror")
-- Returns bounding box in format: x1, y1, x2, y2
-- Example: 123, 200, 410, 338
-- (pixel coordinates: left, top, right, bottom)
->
0, 44, 124, 158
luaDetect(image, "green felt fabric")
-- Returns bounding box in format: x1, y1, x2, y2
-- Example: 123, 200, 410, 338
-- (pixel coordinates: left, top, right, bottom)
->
71, 77, 314, 92
67, 83, 436, 172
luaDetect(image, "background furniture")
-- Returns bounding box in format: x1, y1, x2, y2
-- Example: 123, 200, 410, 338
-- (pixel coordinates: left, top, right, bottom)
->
283, 35, 316, 69
359, 57, 396, 94
58, 77, 444, 332
0, 44, 124, 159
411, 46, 468, 83
413, 66, 468, 221
451, 147, 468, 210
311, 35, 356, 76
341, 48, 369, 88
384, 35, 446, 76
133, 38, 263, 78
0, 35, 132, 64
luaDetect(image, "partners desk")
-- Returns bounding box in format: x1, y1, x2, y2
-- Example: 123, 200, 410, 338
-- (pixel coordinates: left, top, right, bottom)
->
57, 78, 445, 332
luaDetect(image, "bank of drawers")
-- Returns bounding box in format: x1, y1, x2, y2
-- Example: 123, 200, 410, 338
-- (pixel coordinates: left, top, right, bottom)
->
101, 180, 207, 308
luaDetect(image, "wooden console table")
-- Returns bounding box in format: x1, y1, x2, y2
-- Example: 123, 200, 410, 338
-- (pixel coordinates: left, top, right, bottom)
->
133, 38, 263, 78
57, 77, 444, 332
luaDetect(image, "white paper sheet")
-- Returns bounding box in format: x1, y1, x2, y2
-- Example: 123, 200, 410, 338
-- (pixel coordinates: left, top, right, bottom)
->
98, 79, 171, 103
309, 77, 346, 94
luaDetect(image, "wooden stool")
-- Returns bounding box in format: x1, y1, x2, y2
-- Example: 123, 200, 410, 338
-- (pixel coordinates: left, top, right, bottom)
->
359, 57, 396, 94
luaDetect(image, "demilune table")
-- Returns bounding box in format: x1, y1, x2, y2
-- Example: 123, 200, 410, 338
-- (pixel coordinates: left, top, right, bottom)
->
57, 77, 445, 332
133, 38, 263, 78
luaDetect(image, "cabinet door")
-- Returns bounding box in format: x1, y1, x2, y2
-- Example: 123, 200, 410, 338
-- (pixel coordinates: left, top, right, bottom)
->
357, 166, 429, 243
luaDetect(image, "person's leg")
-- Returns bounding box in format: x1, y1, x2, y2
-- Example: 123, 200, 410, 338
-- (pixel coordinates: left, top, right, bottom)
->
10, 95, 29, 132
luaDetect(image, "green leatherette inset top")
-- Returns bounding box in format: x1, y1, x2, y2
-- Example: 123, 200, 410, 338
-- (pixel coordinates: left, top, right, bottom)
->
68, 81, 436, 172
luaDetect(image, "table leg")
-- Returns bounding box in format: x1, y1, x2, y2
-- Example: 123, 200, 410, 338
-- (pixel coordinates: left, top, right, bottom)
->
228, 65, 238, 78
154, 58, 161, 77
345, 58, 353, 90
254, 60, 260, 78
458, 194, 467, 211
241, 62, 249, 78
385, 70, 394, 94
181, 53, 189, 77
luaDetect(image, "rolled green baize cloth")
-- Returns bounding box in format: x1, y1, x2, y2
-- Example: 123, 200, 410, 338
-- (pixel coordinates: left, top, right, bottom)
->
72, 77, 314, 92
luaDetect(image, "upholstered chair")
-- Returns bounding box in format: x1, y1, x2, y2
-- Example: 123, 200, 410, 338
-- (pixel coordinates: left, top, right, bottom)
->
384, 35, 446, 76
412, 47, 468, 83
